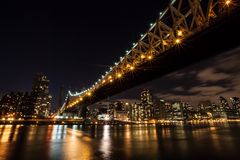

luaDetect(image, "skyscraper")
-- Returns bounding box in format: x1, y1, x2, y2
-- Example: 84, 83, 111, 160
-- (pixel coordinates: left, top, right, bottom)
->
219, 96, 230, 110
230, 97, 240, 111
153, 99, 165, 120
31, 73, 52, 118
130, 103, 141, 121
0, 92, 24, 118
140, 89, 153, 121
219, 96, 239, 119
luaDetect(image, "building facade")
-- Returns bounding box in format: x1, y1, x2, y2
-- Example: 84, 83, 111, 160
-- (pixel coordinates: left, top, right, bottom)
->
31, 73, 52, 118
140, 89, 154, 121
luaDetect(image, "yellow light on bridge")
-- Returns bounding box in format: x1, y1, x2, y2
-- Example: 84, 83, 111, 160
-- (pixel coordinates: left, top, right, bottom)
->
110, 79, 113, 83
117, 73, 122, 78
175, 38, 181, 44
79, 97, 83, 101
126, 64, 134, 71
108, 75, 112, 80
141, 54, 145, 59
162, 40, 168, 46
102, 79, 106, 84
87, 92, 92, 96
148, 55, 152, 60
177, 30, 183, 36
225, 0, 231, 6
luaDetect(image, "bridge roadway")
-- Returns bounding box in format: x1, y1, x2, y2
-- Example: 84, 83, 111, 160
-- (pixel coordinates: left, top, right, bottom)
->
66, 8, 240, 113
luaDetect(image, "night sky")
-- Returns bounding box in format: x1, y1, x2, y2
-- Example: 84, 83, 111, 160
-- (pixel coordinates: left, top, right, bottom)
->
0, 0, 239, 108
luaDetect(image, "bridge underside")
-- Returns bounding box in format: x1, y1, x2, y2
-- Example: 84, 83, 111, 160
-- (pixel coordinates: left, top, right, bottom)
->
67, 9, 240, 112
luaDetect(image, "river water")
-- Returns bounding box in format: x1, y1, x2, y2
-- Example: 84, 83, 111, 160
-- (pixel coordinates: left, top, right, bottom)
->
0, 123, 240, 160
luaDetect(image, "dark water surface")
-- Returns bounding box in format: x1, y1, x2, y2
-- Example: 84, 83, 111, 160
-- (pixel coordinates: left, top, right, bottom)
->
1, 123, 240, 160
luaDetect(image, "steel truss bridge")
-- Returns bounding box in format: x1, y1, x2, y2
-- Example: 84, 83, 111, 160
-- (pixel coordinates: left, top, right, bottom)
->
55, 0, 240, 116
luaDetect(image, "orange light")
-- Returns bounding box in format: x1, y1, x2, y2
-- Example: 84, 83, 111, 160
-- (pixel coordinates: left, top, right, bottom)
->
126, 64, 134, 70
175, 38, 181, 44
148, 55, 152, 60
162, 40, 168, 46
79, 97, 83, 101
141, 54, 145, 59
225, 0, 231, 6
108, 75, 112, 80
110, 79, 113, 83
177, 30, 183, 36
117, 73, 122, 78
87, 92, 92, 96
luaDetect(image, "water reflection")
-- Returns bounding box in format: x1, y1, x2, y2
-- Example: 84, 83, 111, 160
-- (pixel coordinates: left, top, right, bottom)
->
0, 123, 240, 160
61, 126, 93, 159
51, 125, 67, 140
0, 125, 20, 143
100, 125, 111, 159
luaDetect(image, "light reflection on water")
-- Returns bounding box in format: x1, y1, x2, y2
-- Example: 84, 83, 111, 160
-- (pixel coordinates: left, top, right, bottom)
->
0, 123, 240, 160
100, 125, 111, 159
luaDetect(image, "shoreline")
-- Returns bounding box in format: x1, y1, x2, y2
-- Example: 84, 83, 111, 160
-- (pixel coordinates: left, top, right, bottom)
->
1, 119, 240, 125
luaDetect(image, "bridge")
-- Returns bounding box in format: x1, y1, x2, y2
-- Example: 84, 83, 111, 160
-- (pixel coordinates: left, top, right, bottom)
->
55, 0, 240, 117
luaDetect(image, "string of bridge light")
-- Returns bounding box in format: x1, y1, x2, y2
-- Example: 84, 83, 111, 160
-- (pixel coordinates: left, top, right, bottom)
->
67, 0, 233, 108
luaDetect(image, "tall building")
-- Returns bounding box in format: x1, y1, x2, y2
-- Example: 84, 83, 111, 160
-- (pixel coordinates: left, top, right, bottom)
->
130, 103, 141, 121
0, 92, 24, 118
230, 97, 240, 111
140, 89, 154, 121
19, 92, 33, 118
212, 103, 226, 118
31, 73, 52, 118
164, 102, 172, 120
171, 102, 184, 120
219, 96, 230, 110
197, 100, 213, 119
153, 99, 165, 120
219, 96, 239, 119
182, 102, 194, 120
113, 101, 128, 121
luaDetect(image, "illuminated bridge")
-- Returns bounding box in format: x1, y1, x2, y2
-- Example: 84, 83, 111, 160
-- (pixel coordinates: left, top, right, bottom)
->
55, 0, 240, 116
